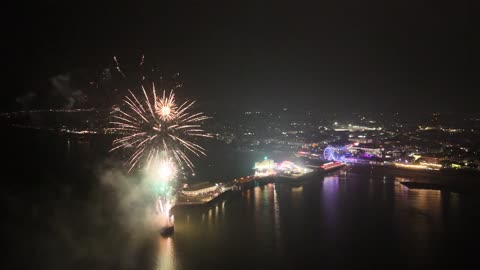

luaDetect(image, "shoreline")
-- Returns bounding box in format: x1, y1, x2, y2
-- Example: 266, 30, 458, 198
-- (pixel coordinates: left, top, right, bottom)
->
175, 162, 480, 211
349, 164, 480, 194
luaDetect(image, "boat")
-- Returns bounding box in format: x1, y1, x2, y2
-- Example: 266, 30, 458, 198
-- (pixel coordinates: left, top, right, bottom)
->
160, 224, 175, 236
159, 216, 175, 236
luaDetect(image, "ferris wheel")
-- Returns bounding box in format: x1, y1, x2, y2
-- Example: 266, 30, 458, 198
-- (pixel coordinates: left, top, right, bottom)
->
323, 146, 341, 161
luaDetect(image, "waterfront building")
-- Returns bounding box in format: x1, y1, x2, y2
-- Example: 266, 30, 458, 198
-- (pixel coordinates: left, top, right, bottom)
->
182, 182, 219, 196
349, 143, 384, 157
254, 158, 276, 176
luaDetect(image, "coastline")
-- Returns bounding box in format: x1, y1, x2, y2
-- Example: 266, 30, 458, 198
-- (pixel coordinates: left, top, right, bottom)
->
174, 161, 480, 211
349, 164, 480, 194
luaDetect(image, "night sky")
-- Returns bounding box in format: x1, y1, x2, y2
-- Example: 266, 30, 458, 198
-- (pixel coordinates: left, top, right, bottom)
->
6, 1, 476, 112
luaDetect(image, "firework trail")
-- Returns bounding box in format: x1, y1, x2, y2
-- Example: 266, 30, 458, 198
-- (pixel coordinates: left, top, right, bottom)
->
139, 54, 145, 67
113, 56, 127, 79
148, 157, 177, 215
109, 83, 212, 172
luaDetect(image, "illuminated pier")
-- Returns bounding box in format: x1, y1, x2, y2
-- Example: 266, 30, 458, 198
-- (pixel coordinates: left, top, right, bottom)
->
175, 158, 347, 208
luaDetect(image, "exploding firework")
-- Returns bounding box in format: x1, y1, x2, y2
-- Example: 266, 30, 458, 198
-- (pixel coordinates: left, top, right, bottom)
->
109, 83, 212, 172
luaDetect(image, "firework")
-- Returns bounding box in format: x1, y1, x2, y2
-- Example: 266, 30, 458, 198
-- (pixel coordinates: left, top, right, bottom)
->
109, 83, 212, 172
113, 56, 127, 78
157, 157, 176, 181
148, 157, 176, 216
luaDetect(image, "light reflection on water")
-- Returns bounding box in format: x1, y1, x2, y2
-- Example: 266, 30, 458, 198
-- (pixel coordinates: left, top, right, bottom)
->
11, 131, 479, 269
160, 170, 478, 269
393, 184, 448, 256
156, 237, 176, 270
322, 175, 340, 229
272, 184, 281, 253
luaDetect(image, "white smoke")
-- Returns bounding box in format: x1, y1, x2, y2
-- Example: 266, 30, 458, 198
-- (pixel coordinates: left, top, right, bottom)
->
49, 73, 86, 109
16, 91, 37, 108
15, 73, 88, 109
31, 161, 161, 270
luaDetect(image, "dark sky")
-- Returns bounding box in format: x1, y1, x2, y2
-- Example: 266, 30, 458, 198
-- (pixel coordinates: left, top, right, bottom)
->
5, 1, 477, 112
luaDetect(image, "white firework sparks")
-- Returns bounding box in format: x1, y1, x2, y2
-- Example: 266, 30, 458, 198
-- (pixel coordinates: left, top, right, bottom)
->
156, 90, 177, 121
109, 83, 212, 172
156, 157, 176, 181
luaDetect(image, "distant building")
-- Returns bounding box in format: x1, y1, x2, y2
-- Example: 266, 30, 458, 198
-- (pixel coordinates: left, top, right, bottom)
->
349, 136, 373, 144
349, 143, 384, 157
334, 125, 381, 132
391, 150, 402, 158
417, 155, 445, 164
254, 159, 274, 170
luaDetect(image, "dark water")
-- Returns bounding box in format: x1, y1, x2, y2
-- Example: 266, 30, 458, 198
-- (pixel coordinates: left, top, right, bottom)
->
4, 130, 480, 269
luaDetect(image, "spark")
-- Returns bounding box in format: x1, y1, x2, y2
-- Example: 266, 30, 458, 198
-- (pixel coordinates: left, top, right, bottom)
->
157, 157, 176, 181
139, 54, 145, 67
156, 90, 177, 121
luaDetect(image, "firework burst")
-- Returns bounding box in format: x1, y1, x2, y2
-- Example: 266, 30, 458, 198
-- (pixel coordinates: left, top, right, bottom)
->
109, 83, 212, 172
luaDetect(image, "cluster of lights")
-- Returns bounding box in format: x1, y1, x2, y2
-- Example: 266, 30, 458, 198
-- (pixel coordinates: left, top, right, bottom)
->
394, 163, 428, 170
394, 162, 441, 170
0, 108, 95, 117
12, 125, 98, 135
254, 158, 313, 176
